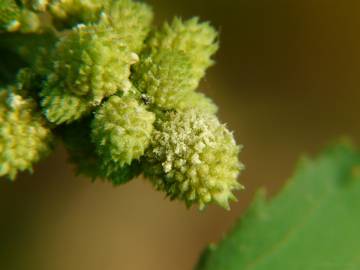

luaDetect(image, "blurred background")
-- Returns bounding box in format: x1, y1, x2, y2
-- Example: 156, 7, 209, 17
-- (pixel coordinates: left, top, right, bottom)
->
1, 0, 359, 269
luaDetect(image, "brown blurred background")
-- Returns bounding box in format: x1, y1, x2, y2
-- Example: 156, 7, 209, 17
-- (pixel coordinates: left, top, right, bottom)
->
1, 0, 359, 269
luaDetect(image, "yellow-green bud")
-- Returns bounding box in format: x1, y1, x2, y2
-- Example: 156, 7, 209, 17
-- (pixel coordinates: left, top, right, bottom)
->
132, 49, 198, 110
49, 0, 104, 27
13, 68, 43, 99
41, 24, 137, 124
92, 94, 155, 167
21, 0, 49, 12
17, 9, 41, 33
101, 0, 153, 53
149, 17, 219, 86
143, 109, 244, 210
41, 90, 91, 124
60, 117, 141, 185
0, 0, 41, 33
0, 0, 21, 31
0, 87, 53, 179
176, 91, 218, 115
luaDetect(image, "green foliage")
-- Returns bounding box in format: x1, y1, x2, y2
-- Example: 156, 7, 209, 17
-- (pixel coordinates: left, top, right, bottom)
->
0, 0, 243, 210
196, 143, 360, 269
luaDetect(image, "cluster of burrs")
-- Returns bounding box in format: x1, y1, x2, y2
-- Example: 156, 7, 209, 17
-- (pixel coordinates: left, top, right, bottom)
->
0, 0, 244, 209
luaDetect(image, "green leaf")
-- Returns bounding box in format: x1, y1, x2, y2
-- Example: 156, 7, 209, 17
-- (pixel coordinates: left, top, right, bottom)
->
196, 143, 360, 270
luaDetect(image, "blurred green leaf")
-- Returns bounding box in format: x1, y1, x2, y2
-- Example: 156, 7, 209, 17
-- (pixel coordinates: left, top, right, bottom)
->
196, 143, 360, 270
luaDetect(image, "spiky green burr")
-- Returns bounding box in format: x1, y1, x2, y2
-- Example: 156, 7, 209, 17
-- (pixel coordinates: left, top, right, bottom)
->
41, 24, 137, 124
0, 87, 53, 179
143, 109, 244, 210
92, 94, 155, 167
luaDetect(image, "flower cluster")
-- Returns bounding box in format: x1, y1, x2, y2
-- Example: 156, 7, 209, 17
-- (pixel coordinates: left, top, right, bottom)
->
143, 110, 244, 210
0, 85, 52, 179
0, 0, 244, 209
